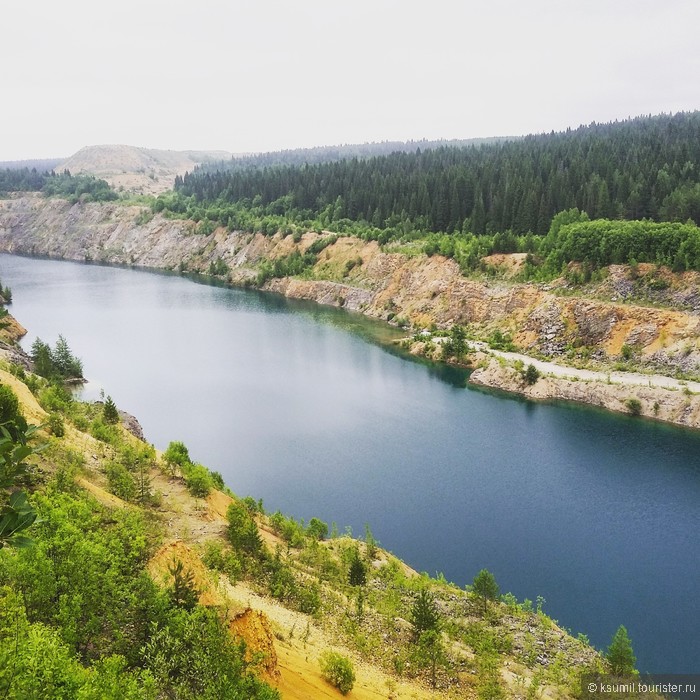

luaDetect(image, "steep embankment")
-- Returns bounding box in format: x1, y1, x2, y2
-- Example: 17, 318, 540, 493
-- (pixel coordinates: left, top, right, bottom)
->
0, 345, 605, 698
3, 194, 700, 427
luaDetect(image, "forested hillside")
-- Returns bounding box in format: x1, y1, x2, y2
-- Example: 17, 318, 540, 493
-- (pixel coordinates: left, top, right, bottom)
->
192, 136, 512, 174
0, 169, 116, 202
173, 112, 700, 237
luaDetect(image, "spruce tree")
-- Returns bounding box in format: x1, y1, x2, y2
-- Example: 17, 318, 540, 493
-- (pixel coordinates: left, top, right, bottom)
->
410, 589, 440, 640
348, 548, 367, 587
103, 395, 119, 424
606, 625, 636, 676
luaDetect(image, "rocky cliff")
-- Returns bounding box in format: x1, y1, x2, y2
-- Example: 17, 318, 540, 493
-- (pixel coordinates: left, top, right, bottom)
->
2, 194, 700, 428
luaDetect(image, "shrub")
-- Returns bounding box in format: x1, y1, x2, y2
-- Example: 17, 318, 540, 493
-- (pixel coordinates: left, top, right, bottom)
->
523, 364, 540, 385
163, 441, 191, 473
306, 517, 328, 541
48, 412, 65, 437
227, 501, 263, 556
0, 384, 22, 425
296, 583, 321, 615
90, 418, 119, 444
105, 461, 136, 501
625, 398, 642, 416
319, 651, 355, 695
183, 463, 213, 498
37, 384, 73, 413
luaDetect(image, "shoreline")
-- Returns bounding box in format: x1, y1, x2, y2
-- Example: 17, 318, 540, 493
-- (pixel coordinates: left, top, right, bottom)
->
3, 194, 700, 431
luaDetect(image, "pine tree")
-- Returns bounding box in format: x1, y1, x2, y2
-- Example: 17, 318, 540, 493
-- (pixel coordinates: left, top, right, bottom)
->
348, 548, 367, 587
606, 625, 636, 676
410, 589, 440, 641
472, 568, 500, 607
103, 395, 119, 424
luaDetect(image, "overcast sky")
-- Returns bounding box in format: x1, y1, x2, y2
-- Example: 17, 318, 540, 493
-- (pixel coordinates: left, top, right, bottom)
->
2, 0, 699, 160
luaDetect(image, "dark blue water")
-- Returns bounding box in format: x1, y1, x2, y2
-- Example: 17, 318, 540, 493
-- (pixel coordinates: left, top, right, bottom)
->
2, 253, 698, 673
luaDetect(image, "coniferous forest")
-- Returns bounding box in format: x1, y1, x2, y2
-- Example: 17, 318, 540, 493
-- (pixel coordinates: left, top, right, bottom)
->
173, 112, 700, 237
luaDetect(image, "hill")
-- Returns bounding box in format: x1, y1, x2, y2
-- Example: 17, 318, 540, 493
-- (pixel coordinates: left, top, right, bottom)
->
0, 310, 606, 698
60, 144, 235, 195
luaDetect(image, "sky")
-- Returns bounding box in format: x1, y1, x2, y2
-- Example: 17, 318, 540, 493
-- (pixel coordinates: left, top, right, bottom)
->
2, 0, 699, 160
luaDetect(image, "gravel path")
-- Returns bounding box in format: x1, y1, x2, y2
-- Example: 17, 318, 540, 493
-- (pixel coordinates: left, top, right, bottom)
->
470, 341, 700, 392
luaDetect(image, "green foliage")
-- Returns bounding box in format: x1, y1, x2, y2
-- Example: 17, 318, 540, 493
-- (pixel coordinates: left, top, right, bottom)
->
606, 625, 636, 676
0, 490, 159, 663
0, 407, 42, 549
201, 540, 242, 583
625, 398, 643, 416
542, 218, 700, 272
31, 335, 84, 380
142, 606, 279, 700
162, 440, 190, 472
103, 395, 119, 424
269, 510, 305, 548
90, 418, 120, 444
182, 463, 214, 498
306, 516, 328, 541
348, 547, 367, 587
227, 501, 263, 557
0, 484, 279, 697
0, 384, 21, 428
411, 628, 448, 689
523, 364, 540, 385
487, 329, 516, 352
472, 569, 501, 602
48, 411, 65, 437
0, 168, 117, 202
319, 650, 355, 695
105, 460, 137, 501
168, 559, 200, 611
442, 324, 469, 359
172, 113, 700, 240
256, 250, 318, 285
208, 257, 229, 276
410, 589, 441, 641
37, 382, 73, 413
42, 172, 118, 203
364, 523, 378, 560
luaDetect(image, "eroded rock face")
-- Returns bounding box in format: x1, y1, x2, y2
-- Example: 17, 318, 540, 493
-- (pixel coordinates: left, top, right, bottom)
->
2, 195, 700, 375
229, 608, 280, 681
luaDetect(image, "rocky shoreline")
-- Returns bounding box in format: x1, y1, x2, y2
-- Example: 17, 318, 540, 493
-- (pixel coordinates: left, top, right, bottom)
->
2, 194, 700, 430
469, 356, 700, 429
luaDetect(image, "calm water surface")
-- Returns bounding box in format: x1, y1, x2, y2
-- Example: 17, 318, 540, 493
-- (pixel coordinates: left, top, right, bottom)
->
2, 253, 699, 672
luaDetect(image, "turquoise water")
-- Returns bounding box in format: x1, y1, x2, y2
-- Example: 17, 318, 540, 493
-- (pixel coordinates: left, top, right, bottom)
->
2, 253, 699, 672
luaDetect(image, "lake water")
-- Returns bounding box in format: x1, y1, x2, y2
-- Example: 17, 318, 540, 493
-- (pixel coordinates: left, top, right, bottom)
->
1, 253, 698, 673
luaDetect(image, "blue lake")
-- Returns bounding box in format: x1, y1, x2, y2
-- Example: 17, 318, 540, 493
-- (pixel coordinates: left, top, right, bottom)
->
2, 253, 698, 672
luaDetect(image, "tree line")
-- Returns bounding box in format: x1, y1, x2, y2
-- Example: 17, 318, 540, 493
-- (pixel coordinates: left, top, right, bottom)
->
173, 112, 700, 237
0, 168, 117, 202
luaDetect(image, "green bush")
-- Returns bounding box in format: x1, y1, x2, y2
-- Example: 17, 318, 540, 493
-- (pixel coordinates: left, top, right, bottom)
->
90, 418, 119, 444
183, 463, 213, 498
48, 412, 65, 437
105, 461, 136, 501
319, 651, 355, 695
625, 398, 643, 416
227, 501, 263, 556
523, 364, 540, 385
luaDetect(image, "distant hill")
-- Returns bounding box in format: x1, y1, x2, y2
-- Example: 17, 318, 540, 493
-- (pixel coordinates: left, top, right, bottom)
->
60, 145, 235, 195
